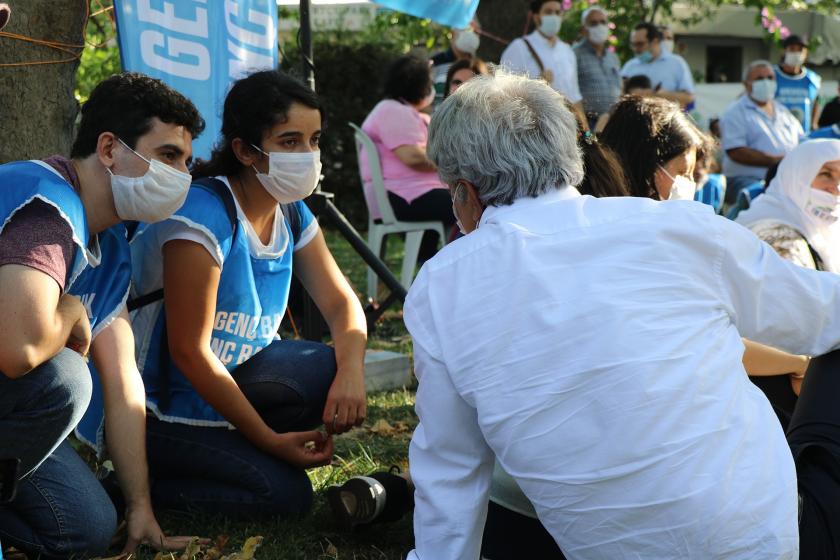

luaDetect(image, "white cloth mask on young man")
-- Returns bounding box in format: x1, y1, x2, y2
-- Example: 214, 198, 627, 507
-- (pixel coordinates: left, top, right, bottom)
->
454, 29, 480, 55
784, 51, 807, 68
108, 138, 192, 223
661, 39, 675, 54
539, 15, 562, 37
658, 165, 697, 201
251, 145, 322, 204
588, 24, 610, 45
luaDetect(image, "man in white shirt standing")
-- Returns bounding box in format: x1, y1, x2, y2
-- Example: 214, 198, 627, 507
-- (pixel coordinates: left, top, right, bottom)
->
500, 0, 585, 124
621, 22, 694, 108
404, 72, 840, 559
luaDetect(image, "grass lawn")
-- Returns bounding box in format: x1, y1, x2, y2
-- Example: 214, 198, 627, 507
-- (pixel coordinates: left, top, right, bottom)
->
119, 229, 418, 559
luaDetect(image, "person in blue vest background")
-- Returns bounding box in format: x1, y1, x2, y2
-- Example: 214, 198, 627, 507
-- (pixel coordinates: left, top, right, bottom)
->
774, 34, 822, 136
0, 73, 204, 557
130, 69, 367, 517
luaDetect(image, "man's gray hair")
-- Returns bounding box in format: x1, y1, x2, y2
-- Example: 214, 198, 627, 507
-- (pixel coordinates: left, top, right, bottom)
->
742, 59, 773, 82
581, 6, 607, 25
427, 72, 584, 207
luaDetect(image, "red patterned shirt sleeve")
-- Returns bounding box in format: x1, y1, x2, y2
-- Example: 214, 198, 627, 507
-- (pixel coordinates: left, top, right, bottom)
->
0, 200, 77, 291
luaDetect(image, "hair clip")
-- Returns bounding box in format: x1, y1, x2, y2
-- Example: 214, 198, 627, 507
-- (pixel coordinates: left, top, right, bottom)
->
581, 130, 595, 146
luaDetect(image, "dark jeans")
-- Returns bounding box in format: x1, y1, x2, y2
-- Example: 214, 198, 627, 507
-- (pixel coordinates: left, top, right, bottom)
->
147, 339, 337, 517
0, 349, 116, 558
388, 189, 456, 262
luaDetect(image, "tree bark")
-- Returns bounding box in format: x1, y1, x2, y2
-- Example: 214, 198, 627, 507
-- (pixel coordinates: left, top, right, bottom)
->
0, 1, 86, 163
476, 0, 532, 64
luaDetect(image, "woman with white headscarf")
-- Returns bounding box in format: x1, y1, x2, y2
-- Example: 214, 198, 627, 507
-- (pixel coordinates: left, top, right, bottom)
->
737, 139, 840, 272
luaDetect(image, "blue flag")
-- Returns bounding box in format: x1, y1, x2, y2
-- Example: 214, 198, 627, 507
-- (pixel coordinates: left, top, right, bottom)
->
113, 1, 279, 160
377, 0, 479, 29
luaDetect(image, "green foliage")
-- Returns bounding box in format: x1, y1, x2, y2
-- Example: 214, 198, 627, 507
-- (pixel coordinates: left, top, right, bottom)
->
75, 1, 121, 104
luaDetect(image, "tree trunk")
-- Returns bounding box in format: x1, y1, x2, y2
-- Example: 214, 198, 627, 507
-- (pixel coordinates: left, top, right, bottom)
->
476, 0, 532, 64
0, 1, 86, 163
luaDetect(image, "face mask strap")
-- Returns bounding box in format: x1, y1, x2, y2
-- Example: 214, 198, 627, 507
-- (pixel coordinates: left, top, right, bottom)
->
117, 137, 151, 166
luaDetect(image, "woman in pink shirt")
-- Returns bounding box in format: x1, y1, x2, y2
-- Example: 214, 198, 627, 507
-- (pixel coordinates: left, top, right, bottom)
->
360, 55, 455, 258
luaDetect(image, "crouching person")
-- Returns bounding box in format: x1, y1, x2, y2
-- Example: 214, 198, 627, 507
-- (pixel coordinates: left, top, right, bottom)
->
0, 72, 203, 558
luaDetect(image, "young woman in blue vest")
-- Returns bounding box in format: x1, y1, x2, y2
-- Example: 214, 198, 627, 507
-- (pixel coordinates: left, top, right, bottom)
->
130, 70, 367, 515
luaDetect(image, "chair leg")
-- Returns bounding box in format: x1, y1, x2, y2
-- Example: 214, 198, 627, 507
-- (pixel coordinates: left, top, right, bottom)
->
401, 231, 424, 290
367, 228, 383, 302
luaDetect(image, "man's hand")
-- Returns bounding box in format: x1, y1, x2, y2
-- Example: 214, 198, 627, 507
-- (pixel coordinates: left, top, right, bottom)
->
122, 503, 202, 553
322, 371, 367, 435
271, 430, 334, 468
60, 294, 91, 357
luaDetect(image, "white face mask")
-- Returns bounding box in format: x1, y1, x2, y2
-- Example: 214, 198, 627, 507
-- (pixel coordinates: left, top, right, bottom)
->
784, 51, 806, 68
806, 188, 840, 225
750, 78, 776, 103
454, 29, 480, 55
251, 146, 322, 204
661, 39, 675, 54
587, 24, 610, 45
658, 165, 697, 201
539, 14, 562, 37
108, 138, 192, 223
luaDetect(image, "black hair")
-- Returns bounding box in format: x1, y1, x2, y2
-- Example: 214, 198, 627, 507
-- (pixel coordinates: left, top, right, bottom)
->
444, 58, 489, 99
383, 55, 433, 105
191, 70, 324, 179
600, 95, 709, 200
71, 72, 204, 159
634, 22, 662, 42
624, 74, 652, 93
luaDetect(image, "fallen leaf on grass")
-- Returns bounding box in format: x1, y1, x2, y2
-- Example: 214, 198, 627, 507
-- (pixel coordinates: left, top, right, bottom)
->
220, 536, 263, 560
368, 419, 396, 435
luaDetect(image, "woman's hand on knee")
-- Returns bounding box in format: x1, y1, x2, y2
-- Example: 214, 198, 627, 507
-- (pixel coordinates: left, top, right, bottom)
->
323, 372, 367, 435
273, 430, 334, 468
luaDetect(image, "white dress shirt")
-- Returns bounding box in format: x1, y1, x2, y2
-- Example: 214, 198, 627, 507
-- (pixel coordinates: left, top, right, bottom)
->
500, 31, 582, 103
404, 186, 840, 560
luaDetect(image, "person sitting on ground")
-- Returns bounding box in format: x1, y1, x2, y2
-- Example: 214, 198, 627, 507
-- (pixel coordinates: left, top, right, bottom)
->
406, 70, 840, 560
719, 59, 802, 204
360, 54, 456, 261
0, 72, 203, 558
443, 57, 489, 99
130, 70, 367, 517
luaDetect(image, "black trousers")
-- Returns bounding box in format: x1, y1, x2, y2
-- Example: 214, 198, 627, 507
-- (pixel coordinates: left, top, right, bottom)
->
388, 189, 455, 262
481, 501, 565, 560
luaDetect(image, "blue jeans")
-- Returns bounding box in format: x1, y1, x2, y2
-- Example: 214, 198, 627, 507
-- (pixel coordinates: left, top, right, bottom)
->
0, 349, 116, 558
147, 339, 337, 516
0, 442, 116, 559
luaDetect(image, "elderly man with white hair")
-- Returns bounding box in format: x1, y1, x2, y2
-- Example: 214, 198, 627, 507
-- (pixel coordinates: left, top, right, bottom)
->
720, 59, 803, 203
404, 72, 840, 559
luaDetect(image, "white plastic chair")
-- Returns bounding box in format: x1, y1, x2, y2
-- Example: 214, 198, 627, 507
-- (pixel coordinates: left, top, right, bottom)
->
349, 122, 445, 301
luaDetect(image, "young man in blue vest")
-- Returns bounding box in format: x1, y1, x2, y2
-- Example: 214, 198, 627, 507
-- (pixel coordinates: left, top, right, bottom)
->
0, 72, 204, 558
774, 34, 822, 135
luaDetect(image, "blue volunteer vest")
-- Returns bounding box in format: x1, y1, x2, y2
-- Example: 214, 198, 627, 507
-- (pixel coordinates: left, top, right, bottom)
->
775, 66, 821, 135
72, 223, 132, 452
133, 180, 314, 426
0, 161, 131, 453
0, 161, 89, 284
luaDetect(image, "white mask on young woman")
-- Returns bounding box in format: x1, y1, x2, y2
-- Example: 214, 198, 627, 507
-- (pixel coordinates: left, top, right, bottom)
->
251, 145, 322, 204
658, 165, 697, 201
454, 29, 480, 55
108, 138, 192, 223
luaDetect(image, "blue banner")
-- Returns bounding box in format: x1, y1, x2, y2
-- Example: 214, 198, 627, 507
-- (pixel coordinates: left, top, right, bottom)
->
114, 1, 278, 160
377, 0, 478, 29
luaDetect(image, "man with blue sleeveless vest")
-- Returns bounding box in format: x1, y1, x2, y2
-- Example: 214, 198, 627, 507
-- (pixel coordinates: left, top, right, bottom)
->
0, 73, 203, 558
774, 34, 822, 136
